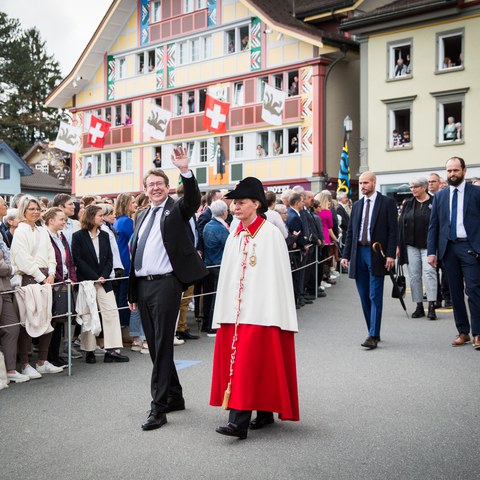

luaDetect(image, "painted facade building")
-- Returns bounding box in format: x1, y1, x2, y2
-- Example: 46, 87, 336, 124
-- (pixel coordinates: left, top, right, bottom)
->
47, 0, 360, 196
342, 0, 480, 199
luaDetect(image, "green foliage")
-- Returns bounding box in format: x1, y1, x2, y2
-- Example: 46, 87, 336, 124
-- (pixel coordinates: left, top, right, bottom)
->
0, 11, 68, 155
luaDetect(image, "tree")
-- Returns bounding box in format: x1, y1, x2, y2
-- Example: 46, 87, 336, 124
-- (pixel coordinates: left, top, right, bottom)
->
0, 12, 68, 155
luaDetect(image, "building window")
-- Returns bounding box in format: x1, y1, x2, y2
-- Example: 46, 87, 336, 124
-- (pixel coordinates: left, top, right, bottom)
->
288, 128, 300, 153
233, 82, 244, 106
114, 152, 121, 173
155, 97, 162, 107
234, 136, 244, 158
137, 53, 145, 74
199, 140, 208, 162
199, 89, 207, 112
258, 76, 268, 102
148, 50, 155, 72
191, 38, 199, 62
388, 40, 412, 79
431, 89, 468, 144
225, 25, 249, 54
0, 163, 10, 180
437, 29, 463, 71
287, 70, 299, 96
117, 57, 126, 79
151, 1, 161, 23
203, 36, 212, 59
184, 0, 194, 13
105, 153, 112, 174
273, 73, 283, 91
186, 91, 195, 113
96, 154, 102, 175
257, 132, 269, 156
196, 0, 206, 8
174, 93, 183, 116
125, 103, 132, 125
272, 130, 283, 155
382, 96, 416, 149
125, 151, 133, 171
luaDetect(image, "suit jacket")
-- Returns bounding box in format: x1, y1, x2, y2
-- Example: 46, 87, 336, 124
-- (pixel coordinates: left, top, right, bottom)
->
343, 192, 398, 278
71, 229, 114, 292
427, 182, 480, 260
286, 208, 305, 250
196, 206, 212, 255
128, 173, 208, 303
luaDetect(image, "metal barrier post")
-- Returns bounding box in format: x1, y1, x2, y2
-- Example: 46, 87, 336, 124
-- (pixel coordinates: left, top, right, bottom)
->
315, 244, 319, 299
67, 281, 72, 377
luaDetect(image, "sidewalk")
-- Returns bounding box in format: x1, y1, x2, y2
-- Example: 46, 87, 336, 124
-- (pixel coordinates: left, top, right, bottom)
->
1, 276, 479, 480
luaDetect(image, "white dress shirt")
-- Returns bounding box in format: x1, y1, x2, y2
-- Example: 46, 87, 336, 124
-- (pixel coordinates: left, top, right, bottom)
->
359, 191, 378, 243
449, 181, 467, 239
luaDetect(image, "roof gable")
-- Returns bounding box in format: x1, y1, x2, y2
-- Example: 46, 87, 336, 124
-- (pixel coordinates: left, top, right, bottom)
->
0, 142, 33, 175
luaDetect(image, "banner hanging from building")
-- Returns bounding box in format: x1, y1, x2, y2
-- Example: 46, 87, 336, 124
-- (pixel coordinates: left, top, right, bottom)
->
54, 122, 82, 153
337, 129, 351, 195
144, 103, 172, 141
261, 84, 286, 126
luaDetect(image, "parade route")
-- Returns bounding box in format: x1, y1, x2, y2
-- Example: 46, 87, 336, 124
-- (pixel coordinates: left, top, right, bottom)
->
1, 276, 479, 480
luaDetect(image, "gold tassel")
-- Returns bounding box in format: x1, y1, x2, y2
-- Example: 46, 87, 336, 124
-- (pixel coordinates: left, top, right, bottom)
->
222, 382, 231, 410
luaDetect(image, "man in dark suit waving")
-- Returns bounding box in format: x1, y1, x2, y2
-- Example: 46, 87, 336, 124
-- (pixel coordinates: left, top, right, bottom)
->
341, 172, 398, 349
128, 147, 208, 430
427, 157, 480, 349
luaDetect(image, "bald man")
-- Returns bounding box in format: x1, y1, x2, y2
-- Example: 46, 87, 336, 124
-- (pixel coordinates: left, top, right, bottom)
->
341, 172, 398, 349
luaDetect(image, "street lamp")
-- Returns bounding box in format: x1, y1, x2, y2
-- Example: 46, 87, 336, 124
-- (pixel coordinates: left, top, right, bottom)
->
344, 115, 353, 137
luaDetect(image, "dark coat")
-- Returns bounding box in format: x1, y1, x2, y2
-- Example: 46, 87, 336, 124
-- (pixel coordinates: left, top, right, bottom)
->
343, 193, 398, 278
71, 229, 114, 292
337, 203, 350, 241
427, 182, 480, 260
286, 208, 305, 250
128, 173, 208, 303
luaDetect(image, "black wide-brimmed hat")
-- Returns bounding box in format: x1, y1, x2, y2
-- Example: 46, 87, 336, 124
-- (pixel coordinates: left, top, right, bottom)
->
224, 177, 268, 212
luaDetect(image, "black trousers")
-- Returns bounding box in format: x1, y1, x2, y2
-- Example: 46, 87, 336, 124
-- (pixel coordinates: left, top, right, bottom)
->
202, 267, 219, 332
137, 276, 183, 412
228, 409, 273, 428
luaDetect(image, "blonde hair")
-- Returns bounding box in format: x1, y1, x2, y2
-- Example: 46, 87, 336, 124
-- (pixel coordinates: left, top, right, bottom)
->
17, 196, 42, 222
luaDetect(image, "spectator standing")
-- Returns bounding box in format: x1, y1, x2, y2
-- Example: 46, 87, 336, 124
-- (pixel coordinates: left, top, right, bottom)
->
202, 200, 230, 336
72, 205, 128, 364
427, 157, 480, 349
10, 196, 63, 378
52, 194, 79, 246
265, 191, 288, 239
113, 194, 137, 332
341, 172, 398, 350
2, 209, 19, 248
397, 178, 436, 319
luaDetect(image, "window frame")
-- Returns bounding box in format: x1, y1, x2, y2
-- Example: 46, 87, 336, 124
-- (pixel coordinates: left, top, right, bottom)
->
436, 28, 464, 73
150, 1, 161, 23
233, 135, 244, 159
117, 57, 126, 80
381, 95, 417, 150
430, 88, 468, 146
386, 39, 413, 80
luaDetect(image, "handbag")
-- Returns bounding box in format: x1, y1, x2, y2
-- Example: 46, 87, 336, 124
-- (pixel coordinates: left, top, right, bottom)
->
392, 263, 406, 299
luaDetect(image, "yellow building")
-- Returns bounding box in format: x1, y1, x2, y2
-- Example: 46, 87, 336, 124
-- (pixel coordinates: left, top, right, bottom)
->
342, 0, 480, 198
47, 0, 360, 197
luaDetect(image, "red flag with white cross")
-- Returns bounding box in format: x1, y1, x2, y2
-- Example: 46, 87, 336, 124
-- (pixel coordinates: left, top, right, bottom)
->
87, 115, 111, 148
203, 94, 230, 134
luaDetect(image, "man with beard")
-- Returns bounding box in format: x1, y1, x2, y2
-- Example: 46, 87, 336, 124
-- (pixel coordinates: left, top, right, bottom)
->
427, 157, 480, 349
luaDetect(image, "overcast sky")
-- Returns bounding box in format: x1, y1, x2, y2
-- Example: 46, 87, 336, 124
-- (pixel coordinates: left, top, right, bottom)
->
1, 0, 113, 76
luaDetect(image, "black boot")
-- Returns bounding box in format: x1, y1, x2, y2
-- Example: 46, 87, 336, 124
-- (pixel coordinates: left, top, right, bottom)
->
411, 302, 425, 318
427, 301, 437, 320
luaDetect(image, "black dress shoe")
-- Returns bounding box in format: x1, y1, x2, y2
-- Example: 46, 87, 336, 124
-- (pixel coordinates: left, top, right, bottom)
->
305, 295, 316, 301
249, 414, 274, 430
142, 411, 167, 431
444, 300, 453, 308
49, 357, 68, 368
215, 422, 248, 440
361, 336, 378, 349
165, 398, 185, 413
302, 298, 313, 304
176, 330, 200, 340
85, 352, 96, 364
104, 350, 130, 363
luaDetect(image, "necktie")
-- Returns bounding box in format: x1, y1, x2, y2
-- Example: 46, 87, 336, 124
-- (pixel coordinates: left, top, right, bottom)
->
134, 206, 161, 271
361, 199, 370, 245
450, 188, 458, 241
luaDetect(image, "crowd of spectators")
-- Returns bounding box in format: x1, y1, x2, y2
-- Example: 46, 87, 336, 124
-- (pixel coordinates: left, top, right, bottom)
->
0, 179, 348, 387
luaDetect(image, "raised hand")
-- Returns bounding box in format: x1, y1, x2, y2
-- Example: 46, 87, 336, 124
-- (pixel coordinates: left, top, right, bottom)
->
171, 146, 190, 174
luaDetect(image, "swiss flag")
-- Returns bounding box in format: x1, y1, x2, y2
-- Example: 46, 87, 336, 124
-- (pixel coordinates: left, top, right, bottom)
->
203, 94, 230, 134
87, 115, 111, 148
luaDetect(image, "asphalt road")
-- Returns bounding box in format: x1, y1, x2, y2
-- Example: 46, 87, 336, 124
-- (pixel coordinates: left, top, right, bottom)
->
1, 275, 479, 480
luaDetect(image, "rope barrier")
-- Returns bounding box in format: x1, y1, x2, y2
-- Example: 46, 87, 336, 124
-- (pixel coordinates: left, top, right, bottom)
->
0, 250, 337, 330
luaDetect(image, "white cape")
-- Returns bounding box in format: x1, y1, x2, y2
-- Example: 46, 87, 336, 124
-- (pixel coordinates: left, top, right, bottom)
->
212, 220, 298, 332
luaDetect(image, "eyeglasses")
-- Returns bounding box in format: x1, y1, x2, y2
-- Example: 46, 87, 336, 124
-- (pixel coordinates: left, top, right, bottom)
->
146, 181, 166, 189
26, 207, 41, 212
